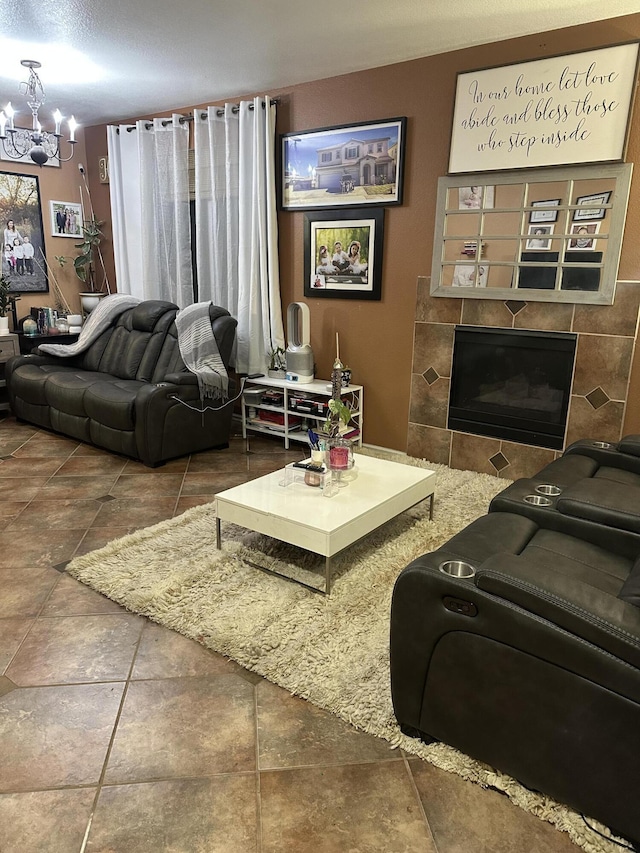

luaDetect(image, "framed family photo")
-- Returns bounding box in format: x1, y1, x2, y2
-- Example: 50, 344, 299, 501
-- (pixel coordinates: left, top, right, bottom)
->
568, 222, 600, 250
0, 171, 48, 293
304, 208, 384, 300
50, 200, 83, 237
526, 224, 554, 250
282, 117, 406, 211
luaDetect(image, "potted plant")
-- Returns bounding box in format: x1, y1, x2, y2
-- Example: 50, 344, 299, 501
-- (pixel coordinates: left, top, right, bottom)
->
267, 345, 286, 378
0, 274, 16, 336
56, 215, 110, 314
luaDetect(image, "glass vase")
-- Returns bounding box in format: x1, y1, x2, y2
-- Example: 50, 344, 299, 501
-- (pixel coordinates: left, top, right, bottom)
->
326, 437, 354, 488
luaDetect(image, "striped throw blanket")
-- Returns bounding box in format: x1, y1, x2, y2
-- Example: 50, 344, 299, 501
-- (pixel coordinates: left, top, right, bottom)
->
37, 294, 141, 358
175, 302, 229, 401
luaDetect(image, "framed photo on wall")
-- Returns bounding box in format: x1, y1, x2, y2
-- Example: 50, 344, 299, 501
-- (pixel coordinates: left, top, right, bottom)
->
568, 222, 600, 250
530, 199, 561, 223
304, 207, 384, 300
50, 200, 83, 237
0, 171, 49, 293
573, 191, 612, 221
281, 117, 406, 211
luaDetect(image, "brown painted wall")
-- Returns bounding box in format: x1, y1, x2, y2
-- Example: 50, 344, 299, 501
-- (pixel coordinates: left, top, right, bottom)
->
82, 13, 640, 451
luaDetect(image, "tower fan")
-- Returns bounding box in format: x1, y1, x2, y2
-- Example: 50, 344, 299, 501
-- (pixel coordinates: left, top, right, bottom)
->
285, 302, 315, 382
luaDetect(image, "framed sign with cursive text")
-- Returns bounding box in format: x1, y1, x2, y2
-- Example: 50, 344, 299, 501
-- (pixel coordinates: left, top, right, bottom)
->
448, 42, 640, 173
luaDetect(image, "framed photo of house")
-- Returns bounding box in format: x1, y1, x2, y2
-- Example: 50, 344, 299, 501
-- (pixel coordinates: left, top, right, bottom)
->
0, 127, 60, 167
568, 222, 600, 250
281, 117, 406, 210
573, 191, 612, 221
0, 171, 48, 293
50, 200, 83, 237
304, 208, 384, 300
530, 199, 561, 223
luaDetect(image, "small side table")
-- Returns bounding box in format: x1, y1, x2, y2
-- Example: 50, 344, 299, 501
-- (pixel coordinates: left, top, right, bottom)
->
16, 331, 80, 355
0, 333, 20, 413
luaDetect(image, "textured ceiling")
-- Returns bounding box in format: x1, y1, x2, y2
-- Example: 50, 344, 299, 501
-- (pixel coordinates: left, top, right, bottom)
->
0, 1, 639, 129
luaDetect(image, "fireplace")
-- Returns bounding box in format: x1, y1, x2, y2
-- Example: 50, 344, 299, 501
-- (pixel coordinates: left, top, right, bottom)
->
448, 326, 577, 450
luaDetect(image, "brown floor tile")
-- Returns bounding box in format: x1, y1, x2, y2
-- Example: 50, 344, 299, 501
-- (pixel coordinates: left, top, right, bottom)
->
55, 456, 129, 476
0, 617, 33, 673
110, 472, 184, 497
409, 760, 579, 852
6, 614, 144, 686
90, 497, 178, 529
131, 622, 239, 680
0, 440, 29, 456
41, 574, 125, 617
70, 443, 116, 457
187, 453, 249, 474
0, 788, 96, 853
247, 453, 299, 475
0, 567, 59, 618
0, 501, 29, 520
174, 495, 216, 513
12, 437, 81, 457
122, 457, 190, 474
257, 680, 398, 770
181, 471, 250, 495
260, 761, 436, 852
104, 675, 256, 783
6, 498, 102, 530
0, 478, 49, 501
72, 527, 139, 556
86, 776, 258, 853
0, 421, 38, 441
0, 529, 86, 568
33, 474, 118, 500
0, 682, 125, 791
0, 457, 64, 478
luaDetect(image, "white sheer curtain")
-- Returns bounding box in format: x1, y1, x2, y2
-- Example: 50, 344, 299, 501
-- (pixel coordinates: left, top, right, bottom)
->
193, 96, 284, 374
107, 115, 193, 307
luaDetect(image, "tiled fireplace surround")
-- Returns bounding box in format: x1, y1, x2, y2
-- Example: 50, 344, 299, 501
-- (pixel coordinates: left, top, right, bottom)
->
407, 277, 640, 480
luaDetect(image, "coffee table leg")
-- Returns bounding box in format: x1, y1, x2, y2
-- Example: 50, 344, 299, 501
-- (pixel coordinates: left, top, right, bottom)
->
216, 517, 221, 550
325, 555, 332, 596
429, 493, 434, 521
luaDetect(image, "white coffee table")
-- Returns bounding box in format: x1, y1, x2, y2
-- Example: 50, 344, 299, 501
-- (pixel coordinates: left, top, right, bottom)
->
215, 454, 436, 594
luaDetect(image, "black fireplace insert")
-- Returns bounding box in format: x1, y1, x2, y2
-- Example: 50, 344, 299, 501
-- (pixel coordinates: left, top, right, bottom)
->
448, 326, 577, 450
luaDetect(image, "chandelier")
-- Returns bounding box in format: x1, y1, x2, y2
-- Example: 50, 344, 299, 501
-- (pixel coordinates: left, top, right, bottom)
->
0, 60, 77, 166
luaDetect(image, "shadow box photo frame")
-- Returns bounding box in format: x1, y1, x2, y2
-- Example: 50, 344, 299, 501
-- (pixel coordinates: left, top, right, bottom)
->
281, 117, 406, 211
573, 191, 612, 222
304, 208, 384, 301
0, 171, 49, 293
50, 200, 83, 237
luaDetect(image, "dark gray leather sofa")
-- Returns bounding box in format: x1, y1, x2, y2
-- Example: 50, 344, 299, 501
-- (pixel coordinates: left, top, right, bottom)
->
390, 437, 640, 846
5, 300, 237, 467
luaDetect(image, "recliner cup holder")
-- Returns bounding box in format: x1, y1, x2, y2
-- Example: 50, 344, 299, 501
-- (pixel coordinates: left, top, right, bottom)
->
439, 560, 476, 578
535, 484, 562, 496
524, 494, 553, 507
592, 441, 613, 448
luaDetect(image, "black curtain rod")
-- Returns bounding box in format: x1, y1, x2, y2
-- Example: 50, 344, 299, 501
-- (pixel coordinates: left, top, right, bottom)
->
121, 98, 278, 132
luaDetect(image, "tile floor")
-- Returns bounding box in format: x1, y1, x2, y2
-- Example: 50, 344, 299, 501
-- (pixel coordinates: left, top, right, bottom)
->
0, 415, 583, 852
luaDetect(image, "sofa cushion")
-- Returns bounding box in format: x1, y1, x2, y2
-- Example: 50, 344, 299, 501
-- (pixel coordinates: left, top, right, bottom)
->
83, 379, 146, 431
557, 479, 640, 535
619, 558, 640, 607
9, 362, 79, 406
44, 371, 111, 417
594, 466, 640, 488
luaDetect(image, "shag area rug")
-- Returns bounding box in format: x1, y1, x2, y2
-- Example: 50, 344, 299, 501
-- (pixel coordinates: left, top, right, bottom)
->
66, 449, 625, 853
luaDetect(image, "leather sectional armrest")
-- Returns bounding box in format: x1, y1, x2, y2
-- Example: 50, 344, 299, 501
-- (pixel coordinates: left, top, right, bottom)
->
557, 479, 640, 534
477, 553, 640, 668
163, 372, 198, 385
619, 435, 640, 458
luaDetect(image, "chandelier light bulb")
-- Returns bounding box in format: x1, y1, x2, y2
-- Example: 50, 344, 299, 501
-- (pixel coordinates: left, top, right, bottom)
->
0, 62, 78, 165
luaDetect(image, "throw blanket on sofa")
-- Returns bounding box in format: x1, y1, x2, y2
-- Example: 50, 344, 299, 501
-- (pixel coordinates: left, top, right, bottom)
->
175, 301, 229, 401
37, 294, 141, 358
